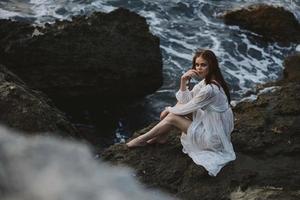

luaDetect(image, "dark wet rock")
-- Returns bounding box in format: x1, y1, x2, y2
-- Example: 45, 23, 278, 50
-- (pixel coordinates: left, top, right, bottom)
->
230, 187, 300, 200
233, 83, 300, 155
0, 19, 34, 44
283, 54, 300, 83
0, 64, 81, 138
101, 54, 300, 199
222, 4, 300, 43
0, 8, 163, 109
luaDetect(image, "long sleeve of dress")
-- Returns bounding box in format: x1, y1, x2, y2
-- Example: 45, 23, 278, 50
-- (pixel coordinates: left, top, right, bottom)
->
168, 85, 215, 115
175, 89, 193, 104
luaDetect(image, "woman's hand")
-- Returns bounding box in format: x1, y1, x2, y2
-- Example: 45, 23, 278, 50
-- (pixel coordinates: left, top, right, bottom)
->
180, 69, 200, 91
181, 69, 200, 81
160, 108, 169, 120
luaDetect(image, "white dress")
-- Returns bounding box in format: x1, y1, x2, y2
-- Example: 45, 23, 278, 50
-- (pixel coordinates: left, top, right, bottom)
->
167, 79, 236, 176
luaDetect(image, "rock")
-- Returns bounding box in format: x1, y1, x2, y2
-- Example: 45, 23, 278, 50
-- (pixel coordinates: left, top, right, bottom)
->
283, 53, 300, 83
0, 8, 163, 108
232, 84, 300, 156
101, 54, 300, 199
0, 127, 174, 200
0, 64, 81, 138
230, 186, 300, 200
0, 19, 34, 44
222, 4, 300, 43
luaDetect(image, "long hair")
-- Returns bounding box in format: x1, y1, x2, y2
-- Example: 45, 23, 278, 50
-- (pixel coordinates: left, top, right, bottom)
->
192, 49, 231, 104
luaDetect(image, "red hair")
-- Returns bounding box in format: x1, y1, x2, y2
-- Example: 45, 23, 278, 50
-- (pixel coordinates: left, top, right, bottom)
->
192, 49, 231, 103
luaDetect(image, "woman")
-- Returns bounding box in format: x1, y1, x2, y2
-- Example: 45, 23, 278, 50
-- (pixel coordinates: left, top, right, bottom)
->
126, 49, 236, 176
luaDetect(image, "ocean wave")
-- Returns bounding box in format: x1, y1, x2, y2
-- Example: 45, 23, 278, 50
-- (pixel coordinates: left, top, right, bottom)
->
0, 0, 299, 121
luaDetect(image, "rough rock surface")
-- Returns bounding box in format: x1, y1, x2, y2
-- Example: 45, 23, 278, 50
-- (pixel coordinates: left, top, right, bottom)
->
0, 64, 80, 138
0, 8, 163, 108
101, 54, 300, 200
222, 4, 300, 43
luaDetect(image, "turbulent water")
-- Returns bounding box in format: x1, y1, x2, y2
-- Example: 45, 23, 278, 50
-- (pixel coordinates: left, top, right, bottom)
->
1, 0, 299, 133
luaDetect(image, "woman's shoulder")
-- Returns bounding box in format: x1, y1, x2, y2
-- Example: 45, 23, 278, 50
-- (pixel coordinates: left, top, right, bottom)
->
202, 81, 224, 96
194, 82, 215, 97
195, 79, 206, 88
195, 80, 222, 95
205, 81, 224, 91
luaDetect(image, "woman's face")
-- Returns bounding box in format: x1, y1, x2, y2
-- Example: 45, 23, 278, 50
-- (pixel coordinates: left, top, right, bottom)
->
194, 56, 209, 78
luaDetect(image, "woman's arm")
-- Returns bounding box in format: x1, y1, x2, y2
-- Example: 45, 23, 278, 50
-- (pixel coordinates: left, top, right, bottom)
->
168, 85, 215, 115
160, 102, 183, 120
176, 69, 200, 104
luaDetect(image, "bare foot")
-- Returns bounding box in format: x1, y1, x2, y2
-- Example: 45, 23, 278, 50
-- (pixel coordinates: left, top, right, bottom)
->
146, 134, 168, 144
126, 136, 147, 148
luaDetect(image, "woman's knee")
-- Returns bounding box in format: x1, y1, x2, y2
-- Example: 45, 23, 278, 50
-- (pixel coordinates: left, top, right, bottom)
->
164, 113, 192, 132
164, 113, 180, 124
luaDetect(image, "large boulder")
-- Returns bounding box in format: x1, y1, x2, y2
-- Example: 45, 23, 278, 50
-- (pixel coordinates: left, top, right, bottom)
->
101, 54, 300, 199
0, 8, 163, 108
0, 64, 81, 138
222, 4, 300, 43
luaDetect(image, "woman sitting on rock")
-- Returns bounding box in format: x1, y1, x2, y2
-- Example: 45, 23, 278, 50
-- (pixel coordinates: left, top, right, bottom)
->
126, 49, 236, 176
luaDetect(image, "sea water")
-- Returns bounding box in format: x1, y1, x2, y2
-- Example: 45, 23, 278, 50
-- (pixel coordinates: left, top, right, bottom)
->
0, 0, 299, 140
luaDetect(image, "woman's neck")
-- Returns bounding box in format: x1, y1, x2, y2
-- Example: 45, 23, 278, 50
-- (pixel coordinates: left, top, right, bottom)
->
211, 75, 217, 81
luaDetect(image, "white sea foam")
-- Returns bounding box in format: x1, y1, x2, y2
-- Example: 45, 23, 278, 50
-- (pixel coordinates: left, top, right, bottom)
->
168, 38, 196, 51
231, 94, 257, 107
138, 10, 165, 36
231, 86, 281, 106
0, 0, 299, 117
168, 59, 185, 70
0, 7, 23, 18
89, 1, 116, 13
258, 86, 281, 95
160, 45, 192, 62
27, 0, 117, 23
29, 0, 65, 21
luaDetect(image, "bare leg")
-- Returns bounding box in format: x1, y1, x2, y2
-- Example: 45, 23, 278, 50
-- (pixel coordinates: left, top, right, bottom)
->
146, 134, 169, 144
147, 111, 193, 144
126, 113, 192, 147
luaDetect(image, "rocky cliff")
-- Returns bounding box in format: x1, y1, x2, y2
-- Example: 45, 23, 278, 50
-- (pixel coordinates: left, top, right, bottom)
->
222, 4, 300, 43
0, 7, 164, 141
0, 64, 80, 138
101, 53, 300, 200
101, 6, 300, 199
0, 8, 163, 109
